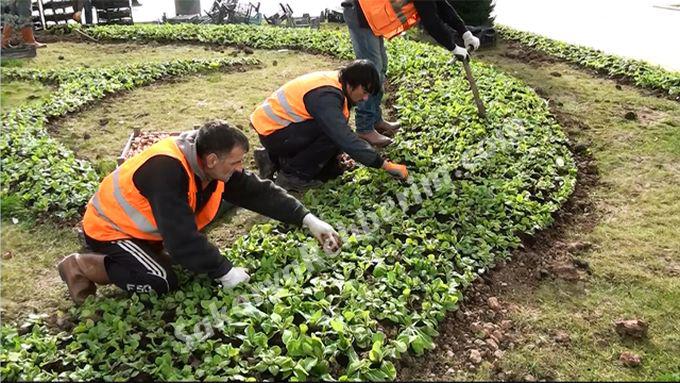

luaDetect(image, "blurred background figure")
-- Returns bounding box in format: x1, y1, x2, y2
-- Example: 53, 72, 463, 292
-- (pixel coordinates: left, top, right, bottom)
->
1, 0, 45, 48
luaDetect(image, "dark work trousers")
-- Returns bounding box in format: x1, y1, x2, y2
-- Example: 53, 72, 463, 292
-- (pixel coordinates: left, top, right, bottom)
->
258, 119, 343, 181
84, 233, 179, 295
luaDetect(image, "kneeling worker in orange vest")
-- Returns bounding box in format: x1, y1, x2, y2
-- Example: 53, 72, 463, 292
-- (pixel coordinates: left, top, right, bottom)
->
250, 59, 408, 192
58, 121, 341, 305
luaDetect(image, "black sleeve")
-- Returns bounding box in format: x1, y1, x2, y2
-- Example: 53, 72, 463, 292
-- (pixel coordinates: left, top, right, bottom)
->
414, 1, 467, 51
133, 156, 231, 279
222, 170, 309, 225
438, 1, 469, 37
303, 87, 384, 168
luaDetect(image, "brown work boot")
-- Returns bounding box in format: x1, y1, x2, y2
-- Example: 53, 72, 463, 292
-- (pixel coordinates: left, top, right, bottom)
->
374, 120, 401, 137
58, 252, 109, 305
2, 25, 13, 49
254, 147, 277, 180
20, 27, 46, 48
357, 130, 392, 148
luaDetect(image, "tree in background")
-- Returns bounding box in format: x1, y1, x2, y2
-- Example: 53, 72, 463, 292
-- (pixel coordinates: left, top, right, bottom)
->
450, 0, 495, 26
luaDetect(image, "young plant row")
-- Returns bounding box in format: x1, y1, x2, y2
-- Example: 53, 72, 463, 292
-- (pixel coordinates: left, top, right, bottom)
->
0, 57, 261, 220
1, 24, 576, 381
496, 25, 680, 99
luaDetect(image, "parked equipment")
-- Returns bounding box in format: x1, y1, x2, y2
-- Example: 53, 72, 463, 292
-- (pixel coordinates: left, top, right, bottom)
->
265, 3, 320, 28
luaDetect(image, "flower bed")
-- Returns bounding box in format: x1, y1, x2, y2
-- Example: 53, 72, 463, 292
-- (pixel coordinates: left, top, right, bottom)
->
0, 24, 576, 381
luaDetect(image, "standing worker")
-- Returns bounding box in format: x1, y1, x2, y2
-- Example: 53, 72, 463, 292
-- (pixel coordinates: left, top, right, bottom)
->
250, 59, 409, 192
1, 0, 46, 48
58, 121, 341, 304
341, 0, 481, 143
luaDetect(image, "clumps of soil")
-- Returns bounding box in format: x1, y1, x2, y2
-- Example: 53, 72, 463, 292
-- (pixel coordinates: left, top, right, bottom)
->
619, 351, 642, 367
614, 319, 648, 339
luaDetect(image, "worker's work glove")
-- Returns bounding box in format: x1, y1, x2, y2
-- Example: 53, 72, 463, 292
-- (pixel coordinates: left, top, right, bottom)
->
462, 31, 480, 52
382, 160, 408, 180
217, 267, 250, 289
452, 45, 470, 62
303, 213, 342, 255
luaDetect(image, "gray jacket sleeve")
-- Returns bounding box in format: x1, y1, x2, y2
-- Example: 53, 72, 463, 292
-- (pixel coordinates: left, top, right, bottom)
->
303, 86, 384, 168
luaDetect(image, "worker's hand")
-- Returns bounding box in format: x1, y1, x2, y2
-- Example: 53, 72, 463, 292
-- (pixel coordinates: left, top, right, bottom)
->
303, 213, 342, 255
462, 31, 480, 52
452, 45, 470, 62
217, 267, 250, 289
382, 160, 408, 180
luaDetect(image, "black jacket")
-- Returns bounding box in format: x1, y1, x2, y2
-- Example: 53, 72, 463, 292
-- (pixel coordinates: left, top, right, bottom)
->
303, 86, 384, 168
130, 156, 309, 278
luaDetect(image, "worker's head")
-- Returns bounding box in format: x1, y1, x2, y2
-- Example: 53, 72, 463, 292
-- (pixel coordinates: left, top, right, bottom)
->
196, 120, 250, 182
339, 59, 381, 105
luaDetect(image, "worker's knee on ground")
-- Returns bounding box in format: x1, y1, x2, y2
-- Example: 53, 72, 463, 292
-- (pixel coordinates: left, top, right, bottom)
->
144, 268, 179, 295
107, 260, 179, 295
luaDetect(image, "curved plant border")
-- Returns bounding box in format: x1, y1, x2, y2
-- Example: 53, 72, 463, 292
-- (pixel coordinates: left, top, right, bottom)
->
0, 56, 261, 220
496, 25, 680, 99
1, 24, 576, 381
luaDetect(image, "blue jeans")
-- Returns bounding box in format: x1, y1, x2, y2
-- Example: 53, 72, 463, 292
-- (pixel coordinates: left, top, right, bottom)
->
343, 4, 388, 133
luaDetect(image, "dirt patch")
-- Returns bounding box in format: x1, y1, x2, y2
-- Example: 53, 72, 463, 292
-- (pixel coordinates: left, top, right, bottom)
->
631, 106, 668, 126
397, 101, 601, 381
614, 319, 648, 340
498, 43, 556, 67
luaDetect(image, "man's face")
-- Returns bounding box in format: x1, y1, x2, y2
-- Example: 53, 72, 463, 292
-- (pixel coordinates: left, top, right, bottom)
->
204, 146, 246, 183
346, 84, 371, 104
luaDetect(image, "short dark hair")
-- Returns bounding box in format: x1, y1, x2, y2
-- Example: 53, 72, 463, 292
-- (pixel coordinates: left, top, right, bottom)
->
339, 59, 381, 95
196, 120, 250, 158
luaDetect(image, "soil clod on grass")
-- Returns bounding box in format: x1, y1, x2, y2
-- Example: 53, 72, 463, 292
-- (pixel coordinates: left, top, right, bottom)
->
619, 351, 642, 367
614, 319, 648, 339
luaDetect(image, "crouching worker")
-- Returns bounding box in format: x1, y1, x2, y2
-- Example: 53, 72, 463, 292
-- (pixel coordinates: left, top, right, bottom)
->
250, 59, 409, 192
58, 121, 341, 305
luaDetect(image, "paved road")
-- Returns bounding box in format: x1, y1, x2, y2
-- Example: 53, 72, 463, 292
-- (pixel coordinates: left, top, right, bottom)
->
493, 0, 680, 71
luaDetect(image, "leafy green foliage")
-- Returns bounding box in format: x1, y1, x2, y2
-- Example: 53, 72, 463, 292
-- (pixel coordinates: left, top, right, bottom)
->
0, 57, 260, 220
497, 25, 680, 98
0, 24, 576, 381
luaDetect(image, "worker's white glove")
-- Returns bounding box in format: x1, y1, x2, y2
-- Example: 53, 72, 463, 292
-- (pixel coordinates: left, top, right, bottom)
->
462, 31, 480, 52
452, 45, 470, 62
217, 267, 250, 289
302, 213, 342, 255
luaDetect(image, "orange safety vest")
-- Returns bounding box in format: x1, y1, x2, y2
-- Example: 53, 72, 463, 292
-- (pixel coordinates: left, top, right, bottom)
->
250, 70, 350, 136
82, 131, 225, 242
358, 0, 420, 40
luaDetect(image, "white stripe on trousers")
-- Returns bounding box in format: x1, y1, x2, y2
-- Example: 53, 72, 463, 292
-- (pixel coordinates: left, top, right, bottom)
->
115, 240, 169, 292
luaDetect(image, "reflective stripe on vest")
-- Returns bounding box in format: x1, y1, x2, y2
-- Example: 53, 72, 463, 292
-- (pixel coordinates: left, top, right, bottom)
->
250, 71, 350, 136
82, 130, 225, 242
90, 169, 161, 236
358, 0, 420, 40
390, 0, 408, 24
